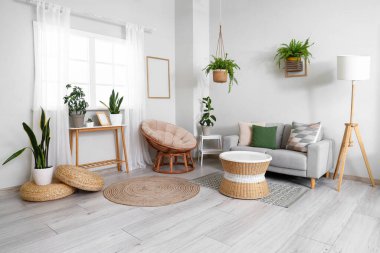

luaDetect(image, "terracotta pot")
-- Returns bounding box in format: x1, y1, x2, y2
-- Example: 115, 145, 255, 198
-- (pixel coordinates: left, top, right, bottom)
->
32, 166, 55, 186
213, 69, 228, 83
286, 57, 303, 72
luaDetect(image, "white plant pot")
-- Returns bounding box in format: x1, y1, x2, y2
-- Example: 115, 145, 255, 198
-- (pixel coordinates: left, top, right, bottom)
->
202, 126, 212, 136
86, 122, 94, 127
32, 166, 55, 186
110, 113, 123, 126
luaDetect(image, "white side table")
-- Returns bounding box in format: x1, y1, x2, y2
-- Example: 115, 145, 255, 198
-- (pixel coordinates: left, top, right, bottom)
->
198, 135, 223, 167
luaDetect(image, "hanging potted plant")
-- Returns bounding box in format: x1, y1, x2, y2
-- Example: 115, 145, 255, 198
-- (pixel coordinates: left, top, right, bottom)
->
63, 84, 89, 128
204, 54, 240, 93
274, 38, 314, 72
3, 108, 54, 186
100, 89, 124, 126
199, 96, 216, 136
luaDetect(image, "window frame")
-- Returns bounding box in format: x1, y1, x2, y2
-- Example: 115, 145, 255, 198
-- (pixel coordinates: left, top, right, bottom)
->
69, 28, 127, 110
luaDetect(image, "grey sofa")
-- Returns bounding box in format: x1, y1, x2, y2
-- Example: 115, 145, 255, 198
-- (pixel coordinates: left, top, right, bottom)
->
223, 123, 334, 189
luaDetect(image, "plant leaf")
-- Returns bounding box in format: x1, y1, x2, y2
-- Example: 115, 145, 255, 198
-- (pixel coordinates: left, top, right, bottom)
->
2, 148, 27, 165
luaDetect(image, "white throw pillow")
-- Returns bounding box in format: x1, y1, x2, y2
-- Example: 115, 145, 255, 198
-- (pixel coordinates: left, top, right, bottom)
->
238, 122, 265, 146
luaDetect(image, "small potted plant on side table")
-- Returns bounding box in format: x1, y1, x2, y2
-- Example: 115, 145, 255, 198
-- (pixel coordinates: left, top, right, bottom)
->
100, 89, 124, 126
63, 84, 89, 128
85, 118, 94, 127
2, 108, 54, 185
199, 96, 216, 136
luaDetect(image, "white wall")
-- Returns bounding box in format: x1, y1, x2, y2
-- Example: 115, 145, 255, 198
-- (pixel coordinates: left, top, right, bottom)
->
0, 0, 175, 189
209, 0, 380, 180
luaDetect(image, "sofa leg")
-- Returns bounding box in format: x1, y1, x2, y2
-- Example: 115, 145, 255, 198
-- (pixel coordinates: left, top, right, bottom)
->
310, 178, 316, 189
326, 171, 330, 178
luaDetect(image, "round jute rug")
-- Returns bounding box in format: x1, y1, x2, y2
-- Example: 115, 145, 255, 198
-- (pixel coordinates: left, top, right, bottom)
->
103, 176, 200, 207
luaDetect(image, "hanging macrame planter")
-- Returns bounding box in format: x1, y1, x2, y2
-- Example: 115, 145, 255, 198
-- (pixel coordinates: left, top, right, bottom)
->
213, 25, 228, 83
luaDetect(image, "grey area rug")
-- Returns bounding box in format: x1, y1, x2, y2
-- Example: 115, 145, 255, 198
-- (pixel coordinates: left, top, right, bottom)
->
191, 172, 308, 208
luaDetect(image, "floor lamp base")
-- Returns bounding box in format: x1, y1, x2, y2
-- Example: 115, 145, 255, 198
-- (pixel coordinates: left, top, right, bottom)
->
333, 123, 376, 192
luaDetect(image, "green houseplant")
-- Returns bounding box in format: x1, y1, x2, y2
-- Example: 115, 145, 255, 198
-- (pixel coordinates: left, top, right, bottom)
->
199, 96, 216, 136
100, 89, 124, 126
204, 54, 240, 93
63, 84, 89, 128
274, 38, 314, 71
2, 108, 54, 185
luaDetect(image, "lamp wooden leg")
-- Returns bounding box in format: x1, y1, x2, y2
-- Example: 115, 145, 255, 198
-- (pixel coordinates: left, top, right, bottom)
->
353, 125, 376, 187
333, 125, 349, 180
310, 178, 316, 189
337, 125, 352, 192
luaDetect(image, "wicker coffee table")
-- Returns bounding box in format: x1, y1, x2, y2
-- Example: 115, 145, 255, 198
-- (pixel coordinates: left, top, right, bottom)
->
219, 151, 272, 199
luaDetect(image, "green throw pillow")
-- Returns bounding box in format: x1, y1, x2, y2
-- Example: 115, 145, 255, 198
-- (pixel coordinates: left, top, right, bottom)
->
251, 125, 277, 149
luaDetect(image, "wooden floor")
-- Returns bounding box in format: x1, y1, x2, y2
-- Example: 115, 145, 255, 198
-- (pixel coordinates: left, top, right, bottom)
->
1, 158, 379, 253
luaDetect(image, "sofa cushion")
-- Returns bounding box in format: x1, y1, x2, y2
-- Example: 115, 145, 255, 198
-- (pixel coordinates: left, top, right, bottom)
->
251, 125, 277, 149
286, 122, 322, 153
238, 122, 265, 146
231, 146, 271, 153
265, 123, 284, 149
267, 149, 307, 171
281, 124, 292, 149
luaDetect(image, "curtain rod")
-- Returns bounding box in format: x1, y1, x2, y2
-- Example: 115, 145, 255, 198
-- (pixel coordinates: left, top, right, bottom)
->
16, 0, 155, 34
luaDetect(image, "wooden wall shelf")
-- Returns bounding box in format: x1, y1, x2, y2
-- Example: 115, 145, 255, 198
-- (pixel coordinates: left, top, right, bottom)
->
285, 59, 308, 78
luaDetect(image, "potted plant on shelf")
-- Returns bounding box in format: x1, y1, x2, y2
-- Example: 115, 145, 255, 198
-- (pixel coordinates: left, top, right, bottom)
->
63, 84, 89, 128
199, 96, 216, 136
204, 53, 240, 93
85, 118, 94, 128
274, 38, 314, 71
3, 108, 54, 186
100, 89, 124, 126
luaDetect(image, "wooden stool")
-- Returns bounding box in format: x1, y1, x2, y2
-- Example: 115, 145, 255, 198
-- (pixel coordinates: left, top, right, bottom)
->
153, 151, 195, 174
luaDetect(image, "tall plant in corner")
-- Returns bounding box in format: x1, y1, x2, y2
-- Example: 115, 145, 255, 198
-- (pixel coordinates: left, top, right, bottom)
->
100, 89, 124, 126
199, 96, 216, 136
3, 108, 54, 185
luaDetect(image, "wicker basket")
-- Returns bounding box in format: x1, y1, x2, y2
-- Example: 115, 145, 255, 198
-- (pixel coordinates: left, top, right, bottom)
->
219, 152, 271, 199
213, 69, 228, 83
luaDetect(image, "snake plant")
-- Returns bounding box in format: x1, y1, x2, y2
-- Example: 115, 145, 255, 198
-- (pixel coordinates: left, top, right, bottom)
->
100, 89, 124, 114
3, 108, 51, 169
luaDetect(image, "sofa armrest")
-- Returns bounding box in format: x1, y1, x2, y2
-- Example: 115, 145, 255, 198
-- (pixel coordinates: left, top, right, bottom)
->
223, 135, 239, 151
307, 139, 333, 179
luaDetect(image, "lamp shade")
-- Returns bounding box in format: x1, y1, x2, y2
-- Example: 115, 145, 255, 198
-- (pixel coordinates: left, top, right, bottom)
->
337, 55, 370, 81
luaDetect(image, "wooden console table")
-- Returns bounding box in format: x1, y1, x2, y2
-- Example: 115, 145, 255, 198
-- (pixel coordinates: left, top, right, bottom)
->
69, 125, 129, 172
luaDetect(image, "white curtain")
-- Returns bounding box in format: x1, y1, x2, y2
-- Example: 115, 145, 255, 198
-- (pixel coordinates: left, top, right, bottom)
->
124, 23, 152, 170
33, 0, 71, 167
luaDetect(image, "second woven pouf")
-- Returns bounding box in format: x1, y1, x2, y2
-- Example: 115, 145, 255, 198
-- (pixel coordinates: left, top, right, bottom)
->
55, 165, 104, 191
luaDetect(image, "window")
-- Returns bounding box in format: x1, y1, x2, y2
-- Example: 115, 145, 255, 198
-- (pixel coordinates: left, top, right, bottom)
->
69, 30, 127, 109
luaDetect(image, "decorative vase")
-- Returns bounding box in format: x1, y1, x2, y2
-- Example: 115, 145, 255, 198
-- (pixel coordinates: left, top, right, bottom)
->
71, 114, 85, 128
110, 113, 123, 126
202, 126, 211, 136
286, 57, 303, 72
32, 166, 55, 186
213, 69, 228, 83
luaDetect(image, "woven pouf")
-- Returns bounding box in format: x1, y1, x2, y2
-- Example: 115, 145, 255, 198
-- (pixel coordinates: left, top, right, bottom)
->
20, 181, 75, 202
55, 165, 104, 191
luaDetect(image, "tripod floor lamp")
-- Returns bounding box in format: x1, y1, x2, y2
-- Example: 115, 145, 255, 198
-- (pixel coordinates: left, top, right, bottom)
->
333, 55, 376, 191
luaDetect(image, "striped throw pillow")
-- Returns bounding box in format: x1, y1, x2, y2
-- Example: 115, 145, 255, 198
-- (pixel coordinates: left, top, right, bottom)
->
286, 122, 322, 153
